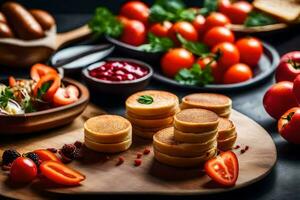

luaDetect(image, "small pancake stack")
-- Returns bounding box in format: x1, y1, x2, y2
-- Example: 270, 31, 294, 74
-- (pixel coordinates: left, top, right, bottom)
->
84, 115, 132, 153
217, 118, 237, 151
153, 109, 219, 167
126, 90, 179, 139
181, 93, 232, 118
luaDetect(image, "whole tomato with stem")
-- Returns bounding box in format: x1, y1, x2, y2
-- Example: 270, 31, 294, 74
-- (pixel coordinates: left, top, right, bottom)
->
212, 42, 240, 71
236, 37, 263, 67
120, 19, 146, 46
223, 1, 253, 24
10, 157, 37, 183
161, 48, 195, 78
204, 12, 231, 31
203, 27, 235, 48
263, 81, 298, 119
196, 57, 223, 83
168, 21, 198, 45
149, 21, 172, 37
223, 63, 253, 84
278, 107, 300, 144
192, 15, 206, 39
275, 51, 300, 82
120, 1, 149, 25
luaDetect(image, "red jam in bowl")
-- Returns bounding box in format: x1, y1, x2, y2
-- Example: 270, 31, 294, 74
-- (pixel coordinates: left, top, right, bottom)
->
88, 61, 149, 82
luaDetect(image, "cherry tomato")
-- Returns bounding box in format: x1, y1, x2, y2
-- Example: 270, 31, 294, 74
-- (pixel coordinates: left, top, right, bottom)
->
203, 26, 234, 47
34, 149, 61, 162
10, 157, 37, 183
236, 37, 263, 67
120, 19, 146, 46
278, 107, 300, 144
192, 15, 206, 39
30, 63, 58, 82
218, 0, 231, 14
168, 21, 198, 45
223, 63, 253, 84
161, 48, 195, 78
53, 85, 79, 106
149, 21, 172, 37
120, 1, 149, 25
212, 42, 240, 70
225, 1, 253, 24
204, 12, 231, 31
8, 76, 16, 87
205, 151, 239, 187
40, 161, 85, 186
33, 74, 61, 102
197, 57, 223, 84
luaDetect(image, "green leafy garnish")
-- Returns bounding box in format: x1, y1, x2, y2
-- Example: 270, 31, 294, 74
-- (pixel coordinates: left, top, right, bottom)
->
88, 7, 123, 38
138, 33, 174, 53
37, 82, 51, 99
0, 87, 13, 108
23, 100, 36, 113
175, 63, 214, 86
177, 34, 210, 56
199, 0, 218, 16
244, 11, 277, 27
137, 95, 154, 105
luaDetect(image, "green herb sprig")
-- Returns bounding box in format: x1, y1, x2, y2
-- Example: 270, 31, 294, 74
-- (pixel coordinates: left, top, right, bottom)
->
0, 87, 13, 108
137, 95, 154, 105
199, 0, 218, 16
138, 33, 174, 53
177, 34, 210, 56
37, 82, 51, 99
244, 11, 277, 27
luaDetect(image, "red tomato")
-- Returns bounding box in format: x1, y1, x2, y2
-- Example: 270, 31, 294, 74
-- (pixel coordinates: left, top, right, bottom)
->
30, 63, 58, 82
161, 48, 195, 78
218, 0, 231, 14
225, 1, 253, 24
236, 37, 263, 67
205, 151, 239, 187
212, 42, 240, 70
192, 15, 206, 39
263, 81, 298, 119
275, 51, 300, 82
168, 21, 198, 44
120, 1, 149, 24
53, 85, 79, 106
203, 26, 234, 47
204, 12, 231, 31
149, 21, 172, 37
278, 107, 300, 144
120, 19, 146, 46
33, 74, 61, 102
196, 57, 223, 83
40, 161, 85, 186
293, 74, 300, 104
10, 157, 37, 183
34, 149, 61, 163
223, 63, 253, 84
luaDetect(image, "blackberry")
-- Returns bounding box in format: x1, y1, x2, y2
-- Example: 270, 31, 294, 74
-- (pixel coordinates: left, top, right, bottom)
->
23, 152, 41, 166
61, 144, 76, 159
2, 149, 21, 165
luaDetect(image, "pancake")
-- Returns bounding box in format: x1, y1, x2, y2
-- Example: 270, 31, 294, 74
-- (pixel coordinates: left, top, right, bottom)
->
219, 110, 231, 118
174, 128, 218, 143
217, 118, 236, 140
126, 106, 180, 120
126, 114, 174, 129
84, 137, 132, 153
217, 133, 237, 151
132, 123, 173, 139
126, 90, 179, 116
174, 108, 219, 133
153, 127, 217, 157
84, 115, 132, 144
154, 148, 217, 168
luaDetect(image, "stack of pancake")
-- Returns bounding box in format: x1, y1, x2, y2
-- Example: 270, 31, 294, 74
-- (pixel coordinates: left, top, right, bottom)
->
126, 90, 179, 139
84, 115, 132, 153
181, 93, 232, 118
217, 118, 237, 151
153, 108, 219, 167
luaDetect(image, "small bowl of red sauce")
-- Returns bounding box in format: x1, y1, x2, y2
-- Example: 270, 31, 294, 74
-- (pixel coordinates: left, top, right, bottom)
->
82, 58, 153, 95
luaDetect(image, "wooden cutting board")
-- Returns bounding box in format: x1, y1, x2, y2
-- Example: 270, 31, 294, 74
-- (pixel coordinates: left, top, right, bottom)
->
0, 105, 277, 199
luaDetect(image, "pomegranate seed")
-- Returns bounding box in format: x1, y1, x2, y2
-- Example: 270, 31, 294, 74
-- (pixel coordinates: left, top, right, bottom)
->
143, 148, 150, 155
116, 157, 124, 166
134, 159, 142, 166
136, 152, 142, 159
245, 145, 249, 151
240, 149, 246, 154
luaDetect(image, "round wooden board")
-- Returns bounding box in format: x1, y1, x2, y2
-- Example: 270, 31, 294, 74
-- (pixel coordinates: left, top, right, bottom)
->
0, 108, 277, 198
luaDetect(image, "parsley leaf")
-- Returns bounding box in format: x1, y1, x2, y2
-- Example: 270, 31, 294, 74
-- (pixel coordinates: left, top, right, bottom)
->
137, 95, 154, 104
199, 0, 218, 16
37, 82, 51, 99
244, 11, 277, 27
0, 87, 13, 108
177, 34, 210, 56
138, 33, 174, 53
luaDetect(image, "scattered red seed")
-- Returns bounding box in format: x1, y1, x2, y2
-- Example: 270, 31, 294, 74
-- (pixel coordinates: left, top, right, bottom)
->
240, 149, 246, 154
245, 145, 249, 151
136, 152, 142, 159
134, 159, 142, 166
143, 148, 150, 155
116, 156, 124, 166
234, 145, 240, 149
47, 148, 57, 153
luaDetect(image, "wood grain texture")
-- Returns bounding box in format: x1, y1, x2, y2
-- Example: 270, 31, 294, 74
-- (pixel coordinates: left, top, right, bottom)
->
0, 109, 277, 199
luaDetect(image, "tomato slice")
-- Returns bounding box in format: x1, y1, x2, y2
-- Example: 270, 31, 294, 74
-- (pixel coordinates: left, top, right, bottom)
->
8, 76, 16, 87
40, 161, 85, 186
33, 74, 61, 102
53, 85, 79, 106
204, 151, 239, 187
30, 63, 58, 82
34, 149, 61, 163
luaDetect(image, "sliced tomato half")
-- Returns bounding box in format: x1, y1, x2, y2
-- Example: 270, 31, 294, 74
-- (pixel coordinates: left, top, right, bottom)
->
30, 63, 58, 82
33, 74, 61, 102
53, 85, 79, 106
34, 149, 61, 163
204, 151, 239, 187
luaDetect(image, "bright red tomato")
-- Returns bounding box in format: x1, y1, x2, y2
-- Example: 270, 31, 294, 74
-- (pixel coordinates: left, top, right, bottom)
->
275, 51, 300, 82
149, 21, 172, 37
33, 74, 61, 102
120, 1, 150, 24
218, 0, 231, 14
223, 63, 253, 84
205, 151, 239, 187
293, 74, 300, 104
204, 12, 231, 31
120, 19, 146, 46
212, 42, 240, 70
168, 21, 198, 44
34, 149, 61, 162
196, 57, 223, 83
53, 85, 79, 106
10, 157, 37, 183
278, 107, 300, 144
30, 63, 58, 82
192, 15, 206, 39
161, 48, 195, 78
236, 37, 263, 67
203, 26, 234, 47
225, 1, 253, 24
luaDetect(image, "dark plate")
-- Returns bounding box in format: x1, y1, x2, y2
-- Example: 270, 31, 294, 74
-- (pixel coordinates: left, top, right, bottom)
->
153, 42, 280, 91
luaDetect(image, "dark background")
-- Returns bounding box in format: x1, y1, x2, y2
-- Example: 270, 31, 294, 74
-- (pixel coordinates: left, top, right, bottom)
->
1, 0, 300, 200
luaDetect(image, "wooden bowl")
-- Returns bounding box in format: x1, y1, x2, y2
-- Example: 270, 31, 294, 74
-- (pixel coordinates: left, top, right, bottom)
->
0, 78, 89, 135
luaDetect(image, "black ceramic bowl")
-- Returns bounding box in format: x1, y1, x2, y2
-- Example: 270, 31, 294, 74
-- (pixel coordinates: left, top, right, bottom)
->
82, 57, 153, 96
